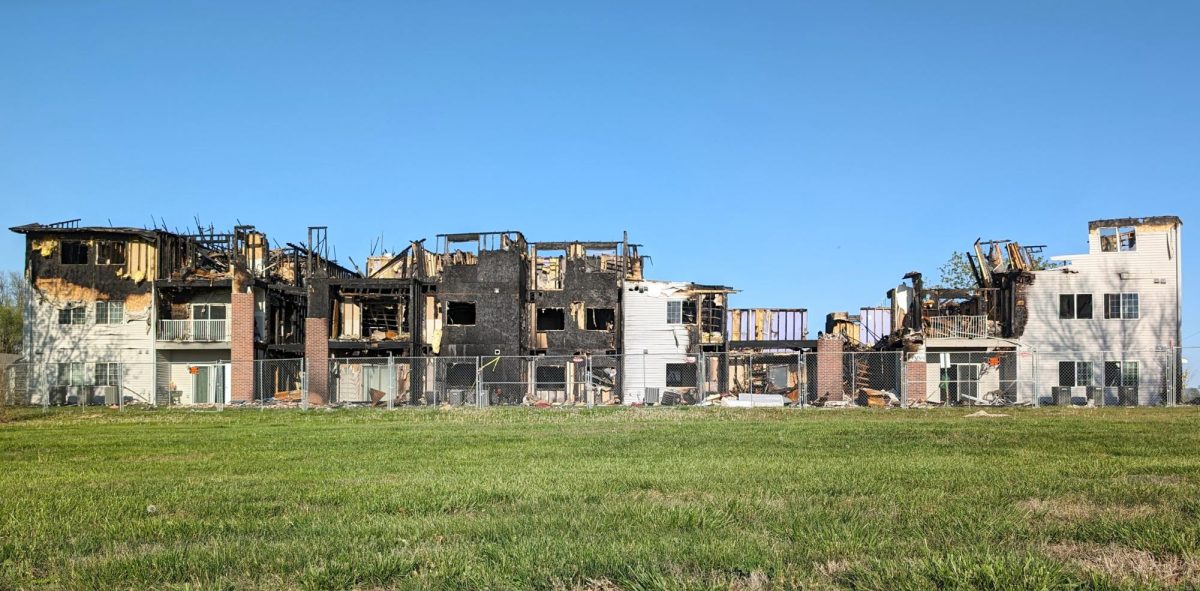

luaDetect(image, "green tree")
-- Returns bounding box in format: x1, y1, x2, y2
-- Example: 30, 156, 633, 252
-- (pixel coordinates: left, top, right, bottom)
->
0, 271, 25, 355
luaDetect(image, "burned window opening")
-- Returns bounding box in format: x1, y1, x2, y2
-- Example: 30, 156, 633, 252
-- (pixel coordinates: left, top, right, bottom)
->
535, 365, 566, 388
447, 301, 476, 325
1100, 226, 1136, 252
536, 308, 565, 331
61, 241, 89, 265
665, 363, 696, 388
96, 241, 127, 265
586, 308, 615, 331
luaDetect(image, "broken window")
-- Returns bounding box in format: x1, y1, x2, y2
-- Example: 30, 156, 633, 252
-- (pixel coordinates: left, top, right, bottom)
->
1104, 293, 1139, 319
446, 301, 476, 325
58, 307, 86, 325
96, 241, 126, 265
1100, 227, 1136, 252
61, 241, 89, 264
586, 308, 615, 331
536, 308, 565, 331
446, 363, 476, 388
56, 362, 84, 386
95, 301, 124, 325
94, 362, 121, 387
666, 299, 695, 324
1058, 361, 1092, 387
535, 365, 566, 388
1058, 294, 1092, 319
665, 363, 695, 387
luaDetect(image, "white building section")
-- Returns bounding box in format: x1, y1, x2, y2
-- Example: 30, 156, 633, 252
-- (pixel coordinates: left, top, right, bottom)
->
1021, 217, 1182, 405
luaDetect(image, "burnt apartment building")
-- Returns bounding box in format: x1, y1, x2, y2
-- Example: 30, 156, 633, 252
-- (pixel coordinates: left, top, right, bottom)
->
9, 219, 331, 406
302, 230, 646, 405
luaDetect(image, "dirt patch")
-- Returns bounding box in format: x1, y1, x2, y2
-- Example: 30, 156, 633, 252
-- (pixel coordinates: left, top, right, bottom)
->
1123, 474, 1186, 486
813, 559, 853, 580
1046, 541, 1199, 586
1019, 498, 1157, 522
964, 410, 1009, 418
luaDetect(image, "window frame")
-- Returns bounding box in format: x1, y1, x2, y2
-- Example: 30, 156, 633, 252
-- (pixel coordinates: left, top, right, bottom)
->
666, 300, 683, 324
58, 306, 86, 325
95, 301, 124, 325
1058, 361, 1092, 387
94, 362, 121, 387
1098, 226, 1136, 253
56, 362, 85, 386
1104, 293, 1139, 320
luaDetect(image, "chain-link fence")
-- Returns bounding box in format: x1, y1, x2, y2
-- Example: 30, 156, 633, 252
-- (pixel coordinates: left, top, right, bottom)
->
0, 348, 1193, 410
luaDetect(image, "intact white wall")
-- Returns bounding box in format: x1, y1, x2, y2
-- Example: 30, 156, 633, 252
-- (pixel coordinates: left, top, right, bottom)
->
622, 281, 691, 404
1020, 222, 1181, 404
25, 294, 155, 404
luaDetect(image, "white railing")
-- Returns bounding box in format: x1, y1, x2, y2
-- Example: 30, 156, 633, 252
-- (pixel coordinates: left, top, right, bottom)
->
925, 315, 989, 339
157, 320, 229, 342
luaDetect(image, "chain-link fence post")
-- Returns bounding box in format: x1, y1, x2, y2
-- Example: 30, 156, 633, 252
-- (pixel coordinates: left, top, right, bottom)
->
476, 356, 484, 408
1032, 350, 1041, 407
300, 358, 309, 411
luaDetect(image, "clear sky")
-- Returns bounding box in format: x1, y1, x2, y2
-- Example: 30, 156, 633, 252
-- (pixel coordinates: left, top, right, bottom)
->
1, 2, 1197, 343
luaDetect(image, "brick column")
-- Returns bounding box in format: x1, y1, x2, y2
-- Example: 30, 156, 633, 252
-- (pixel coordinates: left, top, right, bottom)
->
230, 292, 255, 402
305, 318, 329, 404
816, 336, 844, 400
906, 360, 927, 404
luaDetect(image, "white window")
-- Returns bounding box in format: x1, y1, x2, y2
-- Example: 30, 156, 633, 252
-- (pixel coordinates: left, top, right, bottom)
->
58, 307, 86, 325
1122, 362, 1139, 387
1104, 361, 1139, 388
666, 300, 683, 324
94, 363, 121, 387
1099, 226, 1136, 252
95, 301, 124, 325
1058, 361, 1092, 387
1104, 293, 1139, 319
1058, 294, 1092, 319
56, 362, 84, 386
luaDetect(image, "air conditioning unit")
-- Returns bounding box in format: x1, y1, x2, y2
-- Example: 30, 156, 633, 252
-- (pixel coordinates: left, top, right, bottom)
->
96, 385, 118, 406
644, 387, 660, 405
1118, 386, 1138, 406
1051, 386, 1071, 406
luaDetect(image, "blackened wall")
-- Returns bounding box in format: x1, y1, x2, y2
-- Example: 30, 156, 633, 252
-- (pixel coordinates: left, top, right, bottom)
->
532, 256, 619, 355
438, 249, 527, 358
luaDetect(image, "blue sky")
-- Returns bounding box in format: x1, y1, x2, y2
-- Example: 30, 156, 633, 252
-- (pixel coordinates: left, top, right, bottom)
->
1, 2, 1196, 342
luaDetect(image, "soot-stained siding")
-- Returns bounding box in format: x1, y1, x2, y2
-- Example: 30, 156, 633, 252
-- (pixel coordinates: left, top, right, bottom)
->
438, 248, 527, 358
532, 254, 620, 355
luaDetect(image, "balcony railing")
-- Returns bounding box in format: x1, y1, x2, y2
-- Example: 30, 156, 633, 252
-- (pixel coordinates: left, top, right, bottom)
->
157, 319, 229, 342
924, 315, 991, 339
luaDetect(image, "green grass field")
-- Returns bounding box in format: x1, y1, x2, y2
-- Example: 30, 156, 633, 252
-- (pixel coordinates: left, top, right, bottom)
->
2, 407, 1200, 590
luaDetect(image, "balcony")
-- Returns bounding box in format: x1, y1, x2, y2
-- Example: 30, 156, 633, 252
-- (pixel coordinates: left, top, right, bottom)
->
157, 319, 229, 343
924, 315, 992, 339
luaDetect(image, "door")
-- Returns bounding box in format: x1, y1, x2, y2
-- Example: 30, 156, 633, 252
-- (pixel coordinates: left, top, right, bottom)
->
363, 365, 388, 404
193, 366, 211, 404
956, 364, 981, 402
191, 364, 228, 404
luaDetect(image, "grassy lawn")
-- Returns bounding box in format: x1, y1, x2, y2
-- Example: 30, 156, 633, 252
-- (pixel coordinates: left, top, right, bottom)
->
2, 407, 1200, 590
